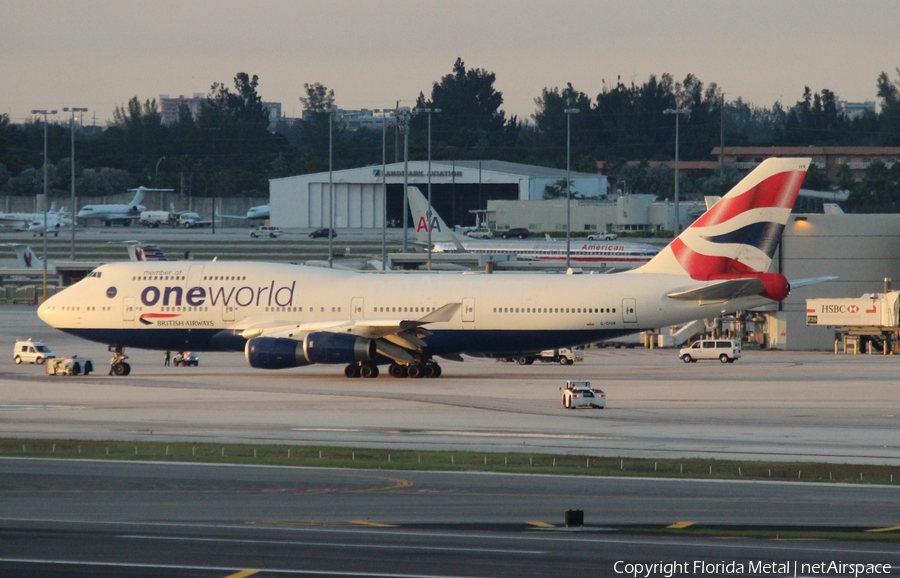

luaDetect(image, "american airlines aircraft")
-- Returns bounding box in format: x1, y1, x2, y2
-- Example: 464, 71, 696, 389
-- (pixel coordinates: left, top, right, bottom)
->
39, 158, 813, 378
408, 186, 660, 267
76, 187, 156, 226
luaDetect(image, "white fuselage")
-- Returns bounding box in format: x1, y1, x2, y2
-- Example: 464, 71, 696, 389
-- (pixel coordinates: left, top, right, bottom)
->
432, 239, 660, 264
38, 260, 770, 356
77, 203, 146, 223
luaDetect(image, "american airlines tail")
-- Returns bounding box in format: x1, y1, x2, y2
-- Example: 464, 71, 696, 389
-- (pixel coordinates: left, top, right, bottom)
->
14, 245, 43, 268
124, 242, 169, 262
408, 186, 461, 243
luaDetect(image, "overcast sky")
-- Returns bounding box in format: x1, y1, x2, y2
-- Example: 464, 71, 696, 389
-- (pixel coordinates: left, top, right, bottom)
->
3, 0, 897, 125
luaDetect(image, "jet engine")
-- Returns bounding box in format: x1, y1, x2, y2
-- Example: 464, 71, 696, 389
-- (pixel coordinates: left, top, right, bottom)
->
245, 333, 376, 369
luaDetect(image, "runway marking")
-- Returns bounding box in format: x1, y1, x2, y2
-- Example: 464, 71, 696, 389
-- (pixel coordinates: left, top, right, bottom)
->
119, 534, 547, 555
392, 430, 623, 441
0, 558, 488, 577
292, 428, 362, 432
350, 520, 398, 528
667, 521, 695, 529
526, 521, 556, 528
226, 571, 260, 578
866, 524, 900, 533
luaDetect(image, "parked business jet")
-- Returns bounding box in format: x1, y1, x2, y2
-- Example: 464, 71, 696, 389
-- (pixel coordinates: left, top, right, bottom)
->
27, 208, 72, 236
218, 205, 270, 221
408, 187, 660, 267
77, 187, 158, 226
39, 158, 814, 378
0, 202, 62, 229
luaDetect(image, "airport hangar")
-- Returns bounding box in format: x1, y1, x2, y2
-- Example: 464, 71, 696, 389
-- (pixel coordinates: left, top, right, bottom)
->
268, 160, 606, 231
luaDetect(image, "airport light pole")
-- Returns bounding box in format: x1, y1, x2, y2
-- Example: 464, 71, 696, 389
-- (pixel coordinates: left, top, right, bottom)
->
664, 108, 690, 237
31, 109, 57, 302
416, 107, 441, 270
564, 108, 580, 269
64, 107, 87, 260
396, 107, 412, 253
327, 107, 337, 268
379, 108, 388, 270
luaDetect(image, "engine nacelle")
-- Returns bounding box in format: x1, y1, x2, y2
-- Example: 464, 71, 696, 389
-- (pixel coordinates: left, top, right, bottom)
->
245, 337, 311, 370
303, 332, 376, 364
245, 333, 376, 370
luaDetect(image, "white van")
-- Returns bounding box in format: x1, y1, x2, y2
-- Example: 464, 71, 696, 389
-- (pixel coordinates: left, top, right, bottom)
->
14, 339, 56, 365
250, 226, 282, 238
679, 339, 742, 363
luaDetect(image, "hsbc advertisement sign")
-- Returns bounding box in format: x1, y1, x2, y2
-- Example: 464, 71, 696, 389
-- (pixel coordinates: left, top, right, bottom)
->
806, 298, 882, 326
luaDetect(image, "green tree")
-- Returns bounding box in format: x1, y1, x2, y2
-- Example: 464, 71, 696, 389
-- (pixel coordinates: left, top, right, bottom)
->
414, 58, 518, 157
876, 69, 900, 145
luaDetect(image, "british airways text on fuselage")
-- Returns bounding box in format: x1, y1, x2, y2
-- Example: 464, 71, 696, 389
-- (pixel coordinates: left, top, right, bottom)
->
136, 279, 296, 309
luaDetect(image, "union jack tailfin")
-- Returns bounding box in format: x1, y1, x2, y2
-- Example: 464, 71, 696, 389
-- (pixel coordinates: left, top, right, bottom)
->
633, 157, 809, 281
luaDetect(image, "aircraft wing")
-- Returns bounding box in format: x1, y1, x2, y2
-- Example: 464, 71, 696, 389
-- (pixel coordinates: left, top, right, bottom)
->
239, 303, 461, 363
215, 210, 248, 220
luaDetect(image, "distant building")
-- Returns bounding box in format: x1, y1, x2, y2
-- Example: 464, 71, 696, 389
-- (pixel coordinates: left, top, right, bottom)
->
269, 160, 606, 229
159, 93, 282, 131
838, 100, 876, 119
301, 108, 397, 131
710, 146, 900, 180
159, 94, 205, 125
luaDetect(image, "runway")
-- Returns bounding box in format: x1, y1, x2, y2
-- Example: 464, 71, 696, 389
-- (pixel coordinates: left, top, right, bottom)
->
2, 305, 899, 464
1, 459, 899, 577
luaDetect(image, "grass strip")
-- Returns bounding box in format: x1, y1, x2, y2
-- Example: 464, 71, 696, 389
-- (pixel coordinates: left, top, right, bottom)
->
1, 438, 898, 485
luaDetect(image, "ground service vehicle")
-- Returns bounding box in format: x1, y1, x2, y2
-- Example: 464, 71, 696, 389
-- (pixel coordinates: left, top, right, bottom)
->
46, 356, 93, 376
250, 226, 282, 238
139, 211, 173, 228
177, 213, 212, 228
587, 232, 617, 241
560, 380, 606, 409
14, 339, 56, 365
501, 227, 530, 239
173, 352, 199, 366
465, 228, 492, 239
510, 347, 583, 365
679, 339, 742, 363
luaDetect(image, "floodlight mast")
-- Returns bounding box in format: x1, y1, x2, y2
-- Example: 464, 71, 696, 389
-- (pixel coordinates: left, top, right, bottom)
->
31, 109, 57, 303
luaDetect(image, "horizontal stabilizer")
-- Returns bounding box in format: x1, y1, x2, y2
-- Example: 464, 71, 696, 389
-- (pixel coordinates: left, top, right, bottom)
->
667, 278, 765, 302
788, 275, 838, 289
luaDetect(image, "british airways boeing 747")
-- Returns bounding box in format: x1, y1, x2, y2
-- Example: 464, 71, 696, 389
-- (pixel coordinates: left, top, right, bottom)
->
39, 158, 814, 378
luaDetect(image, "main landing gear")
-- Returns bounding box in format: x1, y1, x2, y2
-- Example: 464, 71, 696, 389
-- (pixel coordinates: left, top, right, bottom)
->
387, 360, 442, 379
342, 359, 443, 379
344, 361, 380, 378
108, 345, 131, 376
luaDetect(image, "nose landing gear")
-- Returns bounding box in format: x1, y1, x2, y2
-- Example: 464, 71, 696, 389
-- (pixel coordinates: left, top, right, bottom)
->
108, 345, 131, 376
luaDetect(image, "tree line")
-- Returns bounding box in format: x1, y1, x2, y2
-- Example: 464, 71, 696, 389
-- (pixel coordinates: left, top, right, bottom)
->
1, 60, 899, 211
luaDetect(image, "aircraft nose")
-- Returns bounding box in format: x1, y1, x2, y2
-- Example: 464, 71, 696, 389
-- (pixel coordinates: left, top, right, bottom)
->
37, 293, 60, 326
